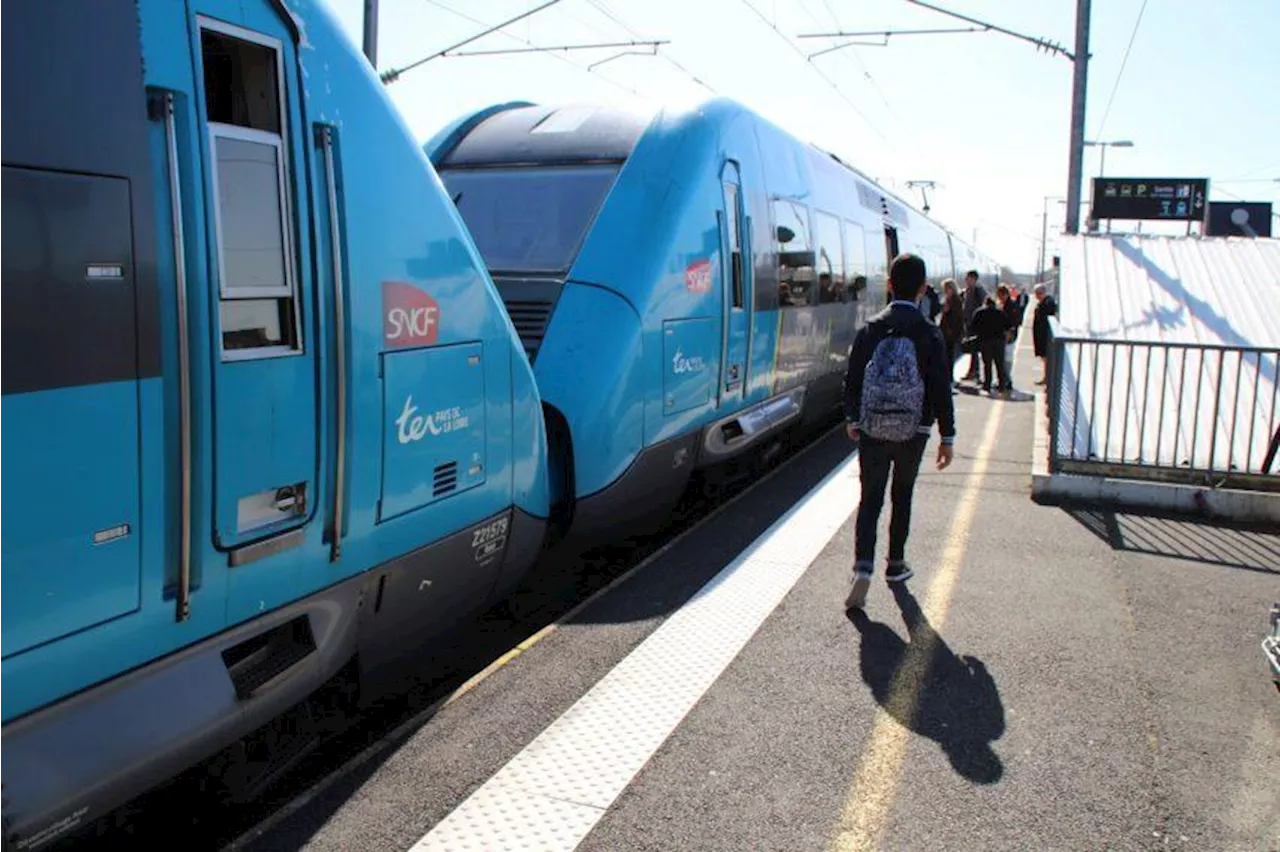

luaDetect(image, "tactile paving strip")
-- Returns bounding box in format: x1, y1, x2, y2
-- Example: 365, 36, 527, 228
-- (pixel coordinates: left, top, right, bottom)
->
410, 453, 861, 852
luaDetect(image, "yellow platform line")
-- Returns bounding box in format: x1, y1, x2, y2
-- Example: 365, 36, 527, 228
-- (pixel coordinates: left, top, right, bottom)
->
828, 401, 1007, 852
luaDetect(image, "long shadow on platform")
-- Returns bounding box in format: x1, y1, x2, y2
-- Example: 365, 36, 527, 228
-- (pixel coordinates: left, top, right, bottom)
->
848, 585, 1005, 785
1065, 509, 1280, 574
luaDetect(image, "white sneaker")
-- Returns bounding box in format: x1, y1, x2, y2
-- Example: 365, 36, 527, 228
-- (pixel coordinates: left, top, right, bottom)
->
845, 567, 873, 610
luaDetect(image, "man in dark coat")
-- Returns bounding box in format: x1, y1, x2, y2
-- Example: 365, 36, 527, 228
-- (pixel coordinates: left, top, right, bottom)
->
960, 270, 986, 381
1032, 283, 1058, 386
970, 296, 1011, 393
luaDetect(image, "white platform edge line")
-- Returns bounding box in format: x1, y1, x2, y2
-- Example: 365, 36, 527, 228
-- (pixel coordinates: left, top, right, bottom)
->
409, 451, 863, 852
218, 425, 848, 852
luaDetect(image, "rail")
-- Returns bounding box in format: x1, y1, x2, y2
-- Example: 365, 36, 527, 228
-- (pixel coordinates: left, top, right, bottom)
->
1046, 322, 1280, 491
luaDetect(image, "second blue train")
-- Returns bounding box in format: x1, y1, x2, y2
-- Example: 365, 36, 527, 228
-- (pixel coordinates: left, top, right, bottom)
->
430, 98, 1000, 543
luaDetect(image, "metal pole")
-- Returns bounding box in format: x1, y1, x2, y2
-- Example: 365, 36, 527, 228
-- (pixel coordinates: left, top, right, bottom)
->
362, 0, 378, 67
1039, 197, 1049, 282
1064, 0, 1091, 234
1101, 146, 1111, 233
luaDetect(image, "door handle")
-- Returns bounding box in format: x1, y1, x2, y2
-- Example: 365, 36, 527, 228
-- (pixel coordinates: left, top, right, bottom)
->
155, 90, 193, 622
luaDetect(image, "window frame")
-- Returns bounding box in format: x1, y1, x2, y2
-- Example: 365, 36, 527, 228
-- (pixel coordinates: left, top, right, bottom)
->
772, 197, 814, 309
844, 218, 868, 300
197, 16, 303, 362
722, 177, 745, 310
813, 209, 846, 303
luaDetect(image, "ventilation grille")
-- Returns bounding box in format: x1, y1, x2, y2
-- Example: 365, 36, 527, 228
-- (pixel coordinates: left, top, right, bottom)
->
434, 461, 458, 497
504, 299, 555, 361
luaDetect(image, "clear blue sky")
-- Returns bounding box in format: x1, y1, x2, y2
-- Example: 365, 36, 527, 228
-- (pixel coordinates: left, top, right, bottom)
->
326, 0, 1280, 272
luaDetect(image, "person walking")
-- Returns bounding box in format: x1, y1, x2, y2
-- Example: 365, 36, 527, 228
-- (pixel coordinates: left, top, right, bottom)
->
1032, 283, 1058, 385
843, 253, 956, 611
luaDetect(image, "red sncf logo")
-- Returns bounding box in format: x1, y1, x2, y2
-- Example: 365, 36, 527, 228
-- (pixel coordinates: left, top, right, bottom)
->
383, 281, 440, 348
685, 259, 712, 293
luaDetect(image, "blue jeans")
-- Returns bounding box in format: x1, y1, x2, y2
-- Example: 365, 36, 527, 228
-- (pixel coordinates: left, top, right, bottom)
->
855, 434, 929, 566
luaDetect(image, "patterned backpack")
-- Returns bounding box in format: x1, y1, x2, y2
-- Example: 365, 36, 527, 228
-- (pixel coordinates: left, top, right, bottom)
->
860, 331, 925, 442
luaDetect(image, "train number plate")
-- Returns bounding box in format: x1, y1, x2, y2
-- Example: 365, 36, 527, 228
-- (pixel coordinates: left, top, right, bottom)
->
471, 516, 509, 562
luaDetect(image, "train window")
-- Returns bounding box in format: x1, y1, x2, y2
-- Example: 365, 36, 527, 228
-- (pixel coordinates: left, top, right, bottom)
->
844, 219, 868, 302
772, 199, 813, 308
201, 25, 300, 355
813, 211, 845, 304
723, 180, 744, 309
440, 165, 619, 274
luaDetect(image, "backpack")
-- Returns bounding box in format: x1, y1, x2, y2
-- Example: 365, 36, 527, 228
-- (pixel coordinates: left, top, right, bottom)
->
860, 330, 925, 442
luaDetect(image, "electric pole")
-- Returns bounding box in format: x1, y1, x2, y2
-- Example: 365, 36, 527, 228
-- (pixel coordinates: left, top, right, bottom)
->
1064, 0, 1091, 234
363, 0, 378, 67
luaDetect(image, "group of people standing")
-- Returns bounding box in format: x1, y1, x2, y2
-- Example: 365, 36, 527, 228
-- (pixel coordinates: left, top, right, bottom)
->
928, 270, 1024, 394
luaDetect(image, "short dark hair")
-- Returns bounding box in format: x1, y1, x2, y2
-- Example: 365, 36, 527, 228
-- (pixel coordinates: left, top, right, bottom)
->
965, 269, 979, 280
889, 253, 927, 299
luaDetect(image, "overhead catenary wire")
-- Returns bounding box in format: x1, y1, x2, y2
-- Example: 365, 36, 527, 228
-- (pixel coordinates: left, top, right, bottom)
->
1093, 0, 1148, 139
586, 0, 645, 39
798, 0, 923, 175
736, 0, 887, 141
382, 0, 563, 82
583, 0, 716, 92
410, 0, 643, 94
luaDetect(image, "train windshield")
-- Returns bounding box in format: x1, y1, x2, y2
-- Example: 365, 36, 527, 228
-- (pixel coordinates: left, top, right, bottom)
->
440, 164, 619, 275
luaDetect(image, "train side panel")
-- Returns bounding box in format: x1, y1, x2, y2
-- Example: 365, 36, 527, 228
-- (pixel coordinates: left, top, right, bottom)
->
0, 1, 547, 848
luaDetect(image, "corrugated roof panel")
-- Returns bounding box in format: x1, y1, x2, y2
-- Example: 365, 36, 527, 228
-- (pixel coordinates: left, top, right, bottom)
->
1058, 234, 1280, 346
1052, 235, 1280, 477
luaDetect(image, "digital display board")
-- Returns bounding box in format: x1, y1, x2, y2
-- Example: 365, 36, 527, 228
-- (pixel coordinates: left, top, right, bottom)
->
1090, 178, 1208, 222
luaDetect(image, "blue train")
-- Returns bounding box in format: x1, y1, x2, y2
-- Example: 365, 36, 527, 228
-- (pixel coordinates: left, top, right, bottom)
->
0, 4, 1000, 847
428, 98, 1001, 544
0, 1, 549, 847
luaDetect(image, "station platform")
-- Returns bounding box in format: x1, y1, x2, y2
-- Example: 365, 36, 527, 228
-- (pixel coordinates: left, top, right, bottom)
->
236, 333, 1280, 852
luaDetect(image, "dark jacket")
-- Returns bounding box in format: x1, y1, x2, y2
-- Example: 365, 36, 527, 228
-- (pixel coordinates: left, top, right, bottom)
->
1001, 299, 1023, 340
843, 302, 956, 445
1033, 294, 1058, 356
940, 292, 964, 343
923, 284, 942, 323
970, 304, 1010, 343
962, 284, 985, 330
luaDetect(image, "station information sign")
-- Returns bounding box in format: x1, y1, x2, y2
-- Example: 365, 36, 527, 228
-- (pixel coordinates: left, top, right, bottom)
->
1090, 177, 1208, 222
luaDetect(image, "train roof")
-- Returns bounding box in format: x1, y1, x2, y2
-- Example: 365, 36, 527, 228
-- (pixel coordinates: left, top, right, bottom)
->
435, 102, 653, 168
428, 96, 999, 267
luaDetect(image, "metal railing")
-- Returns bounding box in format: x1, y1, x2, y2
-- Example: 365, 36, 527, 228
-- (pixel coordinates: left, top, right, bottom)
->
1046, 324, 1280, 491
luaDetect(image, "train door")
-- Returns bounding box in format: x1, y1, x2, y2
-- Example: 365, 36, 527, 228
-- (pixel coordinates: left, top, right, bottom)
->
719, 161, 751, 404
883, 225, 900, 304
187, 8, 334, 618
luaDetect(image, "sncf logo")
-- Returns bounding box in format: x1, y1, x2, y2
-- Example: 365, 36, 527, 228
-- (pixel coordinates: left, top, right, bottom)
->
685, 259, 712, 293
383, 281, 440, 348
